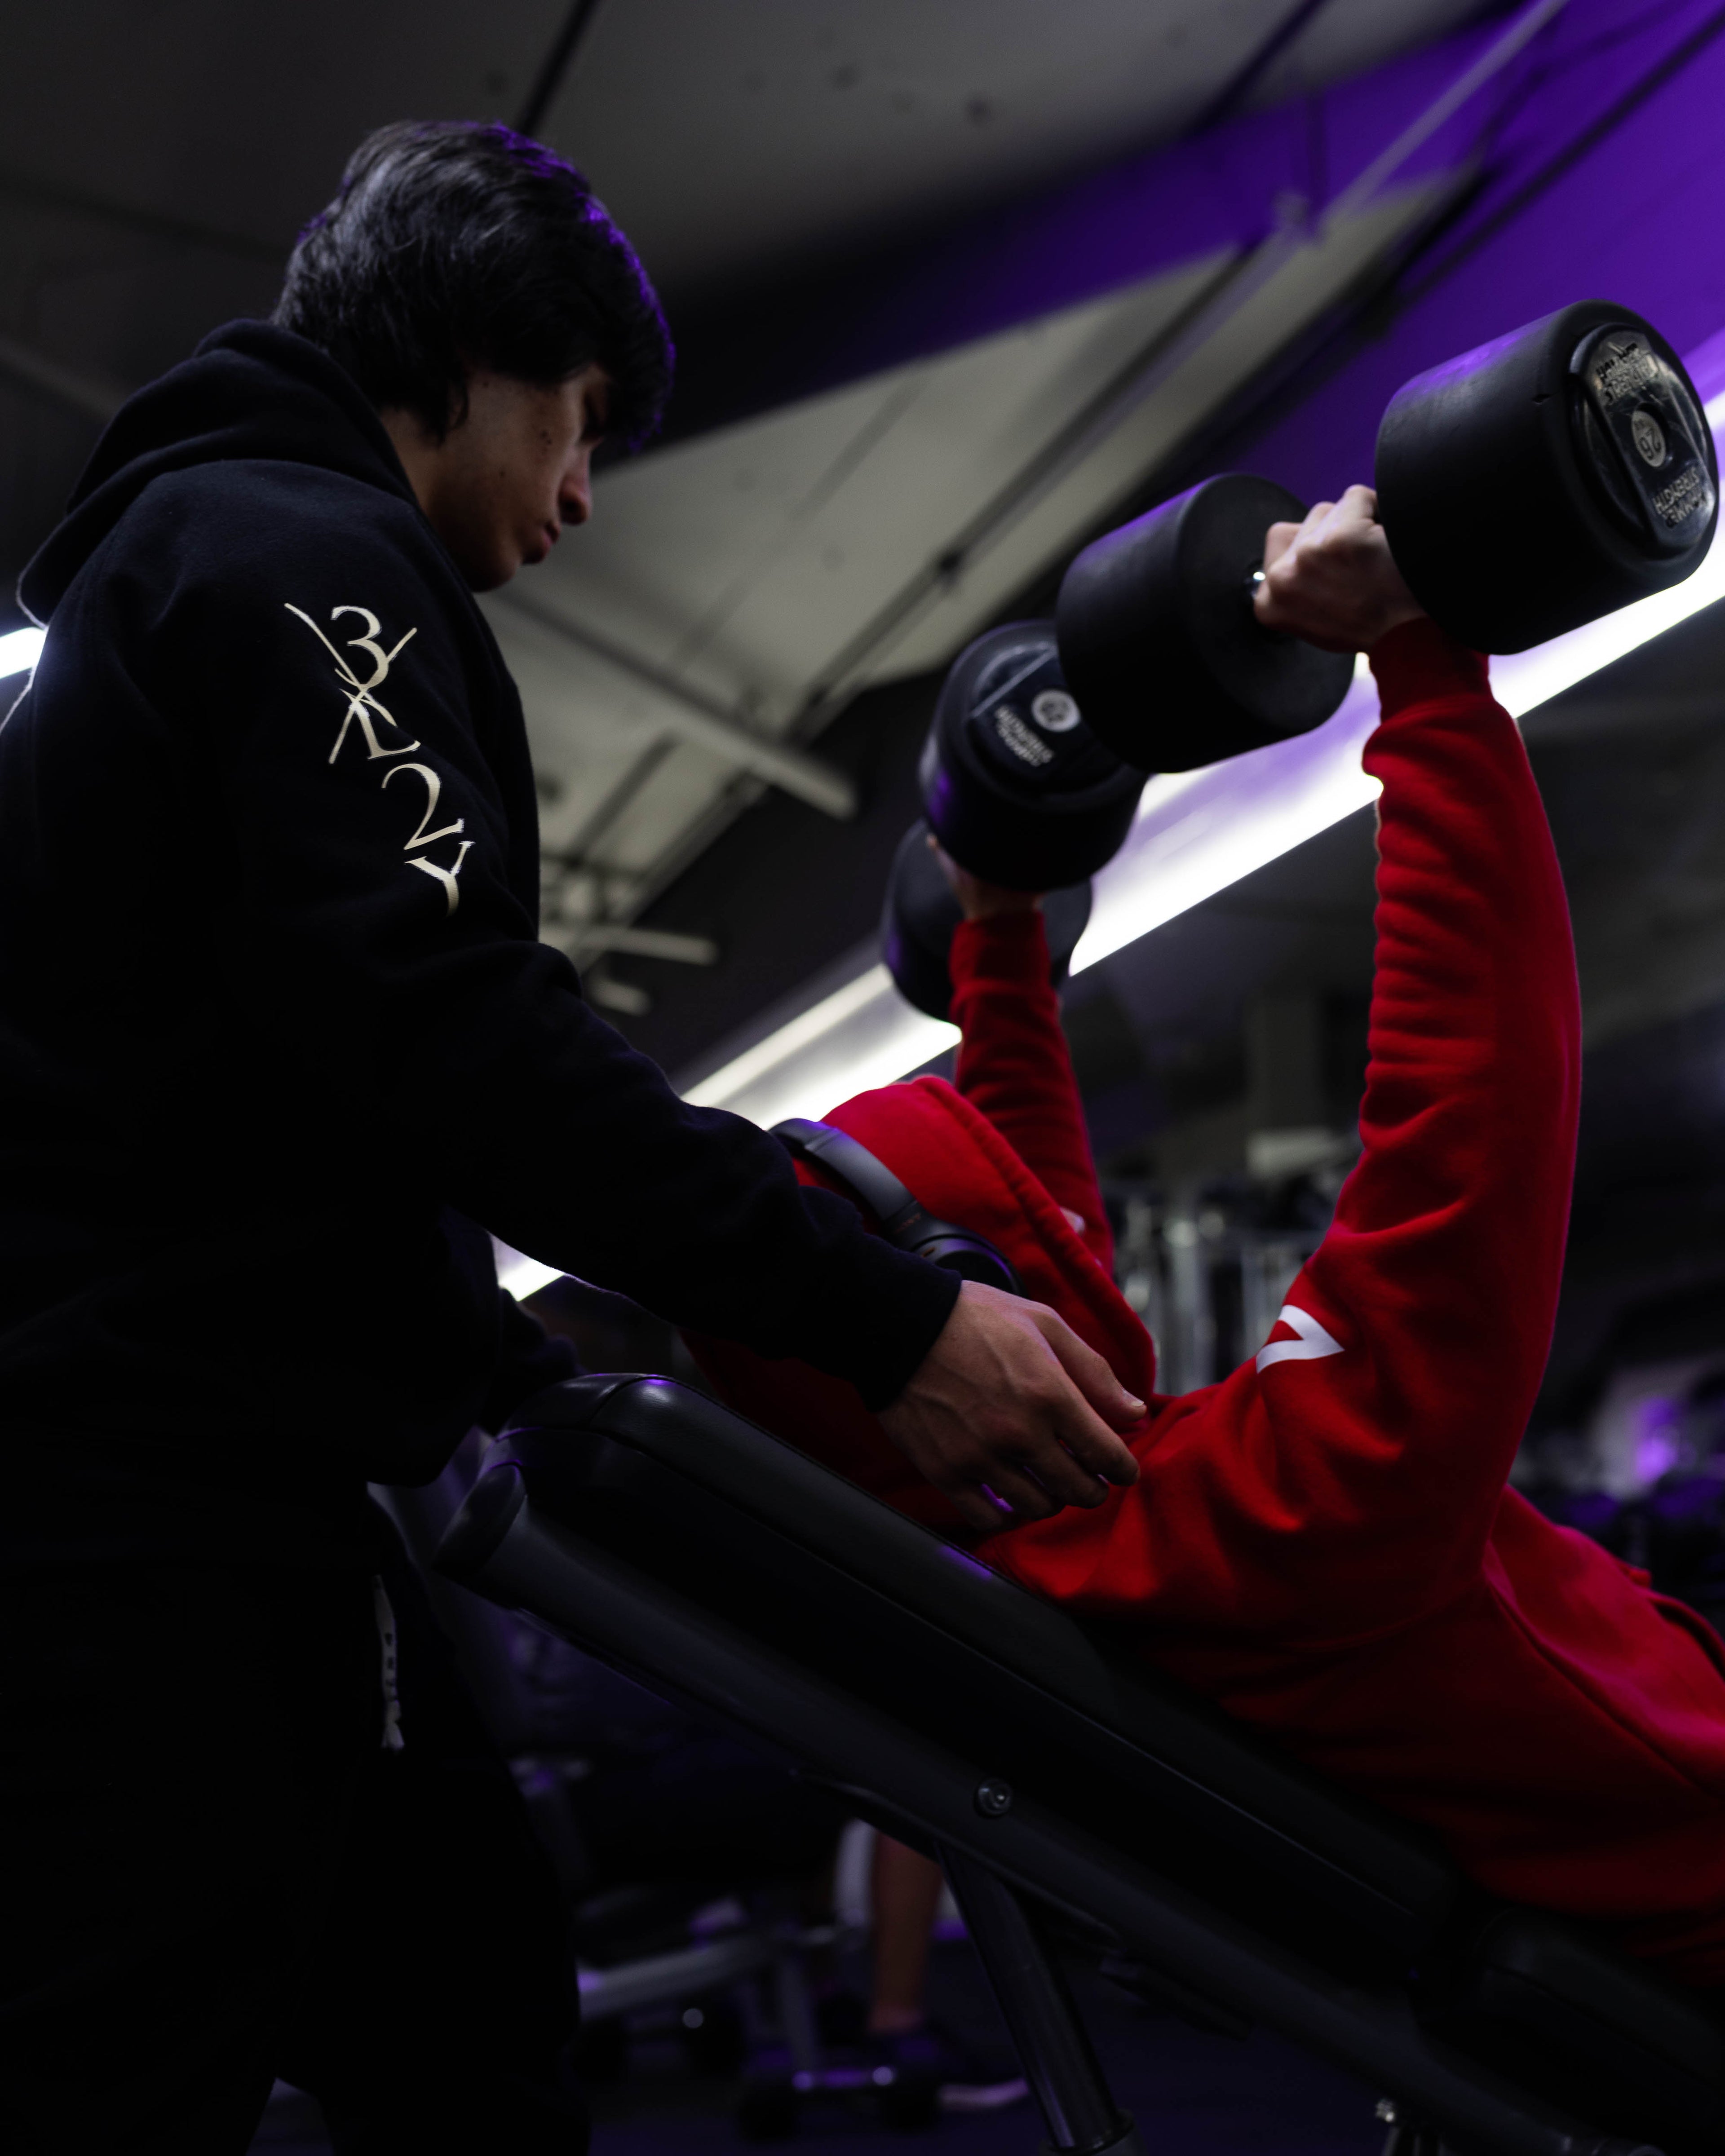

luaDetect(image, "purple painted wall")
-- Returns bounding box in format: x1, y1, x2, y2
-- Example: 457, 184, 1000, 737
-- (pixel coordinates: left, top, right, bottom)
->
1203, 0, 1725, 497
793, 17, 1501, 381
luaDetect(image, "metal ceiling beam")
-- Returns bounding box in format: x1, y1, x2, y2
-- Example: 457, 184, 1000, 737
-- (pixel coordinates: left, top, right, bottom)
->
1186, 0, 1340, 137
0, 163, 285, 265
568, 924, 720, 963
0, 335, 127, 426
583, 967, 652, 1016
492, 592, 859, 819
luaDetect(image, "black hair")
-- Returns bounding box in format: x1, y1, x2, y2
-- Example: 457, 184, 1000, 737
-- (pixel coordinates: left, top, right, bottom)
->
274, 120, 672, 449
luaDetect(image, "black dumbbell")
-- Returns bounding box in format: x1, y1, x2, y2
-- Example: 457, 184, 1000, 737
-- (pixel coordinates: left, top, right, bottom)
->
1376, 299, 1716, 650
1054, 471, 1354, 774
882, 819, 1094, 1023
1056, 299, 1717, 773
882, 622, 1143, 1021
917, 620, 1144, 888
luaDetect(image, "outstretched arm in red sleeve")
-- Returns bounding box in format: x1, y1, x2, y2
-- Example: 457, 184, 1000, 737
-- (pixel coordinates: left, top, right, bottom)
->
942, 873, 1115, 1271
995, 487, 1582, 1638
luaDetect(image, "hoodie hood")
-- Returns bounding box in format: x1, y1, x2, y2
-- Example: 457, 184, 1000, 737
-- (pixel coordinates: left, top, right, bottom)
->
686, 1071, 1159, 1538
19, 320, 418, 625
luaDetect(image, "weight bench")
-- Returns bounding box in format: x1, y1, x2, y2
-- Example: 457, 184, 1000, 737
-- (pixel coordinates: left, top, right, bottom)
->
434, 1375, 1725, 2156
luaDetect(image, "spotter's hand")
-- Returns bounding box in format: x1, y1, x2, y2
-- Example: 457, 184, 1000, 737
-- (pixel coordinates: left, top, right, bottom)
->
879, 1280, 1144, 1536
1254, 483, 1425, 653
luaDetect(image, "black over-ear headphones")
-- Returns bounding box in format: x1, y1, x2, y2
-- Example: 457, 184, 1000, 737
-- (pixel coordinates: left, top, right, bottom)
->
773, 1118, 1022, 1296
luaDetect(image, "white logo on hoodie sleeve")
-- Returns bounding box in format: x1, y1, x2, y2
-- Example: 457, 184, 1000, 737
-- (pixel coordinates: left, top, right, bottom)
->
285, 601, 472, 916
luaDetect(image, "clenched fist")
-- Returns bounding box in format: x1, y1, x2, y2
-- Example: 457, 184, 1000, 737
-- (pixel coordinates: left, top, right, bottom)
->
1254, 483, 1425, 653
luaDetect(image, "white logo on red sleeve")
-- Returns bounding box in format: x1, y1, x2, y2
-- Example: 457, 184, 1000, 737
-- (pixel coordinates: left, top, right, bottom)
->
1256, 1303, 1344, 1372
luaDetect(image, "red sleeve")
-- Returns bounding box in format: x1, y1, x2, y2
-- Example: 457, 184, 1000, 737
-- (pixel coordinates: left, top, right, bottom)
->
991, 618, 1582, 1638
948, 913, 1114, 1270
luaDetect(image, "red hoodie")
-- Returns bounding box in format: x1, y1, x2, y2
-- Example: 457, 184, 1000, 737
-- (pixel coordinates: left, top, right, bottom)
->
690, 619, 1725, 1986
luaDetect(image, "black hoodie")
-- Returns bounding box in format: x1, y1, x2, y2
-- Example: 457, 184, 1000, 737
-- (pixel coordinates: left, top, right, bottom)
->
0, 321, 955, 1559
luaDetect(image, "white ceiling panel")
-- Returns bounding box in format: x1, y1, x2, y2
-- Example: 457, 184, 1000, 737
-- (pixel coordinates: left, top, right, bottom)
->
481, 606, 660, 853
593, 739, 741, 879
511, 252, 1221, 720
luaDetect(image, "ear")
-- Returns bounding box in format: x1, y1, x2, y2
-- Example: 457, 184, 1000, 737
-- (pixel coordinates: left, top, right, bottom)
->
440, 353, 483, 439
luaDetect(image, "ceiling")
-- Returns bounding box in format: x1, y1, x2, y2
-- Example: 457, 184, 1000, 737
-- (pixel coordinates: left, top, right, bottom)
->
486, 177, 1445, 990
535, 0, 1487, 304
0, 0, 1498, 1018
499, 0, 1495, 1004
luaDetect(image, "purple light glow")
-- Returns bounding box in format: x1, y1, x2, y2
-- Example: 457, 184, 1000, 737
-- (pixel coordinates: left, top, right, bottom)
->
939, 1542, 1001, 1582
1634, 1394, 1684, 1487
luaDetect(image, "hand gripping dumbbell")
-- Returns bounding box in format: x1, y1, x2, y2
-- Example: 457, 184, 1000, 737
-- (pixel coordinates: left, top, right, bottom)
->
881, 623, 1145, 1021
1054, 299, 1718, 772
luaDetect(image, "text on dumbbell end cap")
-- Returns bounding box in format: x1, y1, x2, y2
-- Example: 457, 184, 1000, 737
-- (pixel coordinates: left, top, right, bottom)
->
1630, 409, 1667, 467
1572, 323, 1716, 553
993, 707, 1054, 767
1590, 336, 1661, 410
1653, 464, 1711, 528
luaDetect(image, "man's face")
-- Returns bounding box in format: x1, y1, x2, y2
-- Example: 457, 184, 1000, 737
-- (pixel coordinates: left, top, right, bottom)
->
386, 363, 611, 592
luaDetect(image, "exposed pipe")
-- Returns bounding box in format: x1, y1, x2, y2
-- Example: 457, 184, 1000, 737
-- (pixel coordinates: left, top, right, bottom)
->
1402, 0, 1725, 302
1323, 0, 1568, 222
1186, 0, 1340, 138
567, 923, 719, 964
517, 0, 608, 137
492, 592, 858, 818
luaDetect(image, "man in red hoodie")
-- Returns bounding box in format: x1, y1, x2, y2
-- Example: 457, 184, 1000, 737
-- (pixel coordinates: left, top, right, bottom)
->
692, 484, 1725, 1991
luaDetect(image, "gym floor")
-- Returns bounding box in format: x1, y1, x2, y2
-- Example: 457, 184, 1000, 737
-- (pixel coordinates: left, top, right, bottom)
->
247, 1935, 1384, 2155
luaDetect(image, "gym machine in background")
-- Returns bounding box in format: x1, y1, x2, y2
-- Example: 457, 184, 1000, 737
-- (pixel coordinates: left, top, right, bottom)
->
884, 300, 1717, 1020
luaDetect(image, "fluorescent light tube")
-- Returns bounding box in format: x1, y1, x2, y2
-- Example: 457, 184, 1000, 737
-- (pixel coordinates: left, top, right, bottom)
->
0, 625, 44, 680
494, 1240, 564, 1302
1070, 679, 1382, 972
683, 968, 959, 1131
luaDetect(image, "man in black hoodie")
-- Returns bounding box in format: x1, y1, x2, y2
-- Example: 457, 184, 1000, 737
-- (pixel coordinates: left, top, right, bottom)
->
0, 124, 1141, 2152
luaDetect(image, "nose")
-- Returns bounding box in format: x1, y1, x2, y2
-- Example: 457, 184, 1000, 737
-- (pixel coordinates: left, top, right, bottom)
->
560, 446, 594, 529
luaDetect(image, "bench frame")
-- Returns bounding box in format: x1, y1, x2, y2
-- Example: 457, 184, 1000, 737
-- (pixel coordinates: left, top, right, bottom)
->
436, 1378, 1688, 2156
